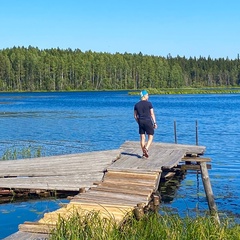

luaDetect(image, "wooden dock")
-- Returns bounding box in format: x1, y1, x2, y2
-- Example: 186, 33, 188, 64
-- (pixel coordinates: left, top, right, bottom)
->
0, 149, 121, 201
2, 141, 210, 240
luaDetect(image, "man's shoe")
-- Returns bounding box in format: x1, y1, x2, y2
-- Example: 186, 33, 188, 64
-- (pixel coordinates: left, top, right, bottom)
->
143, 147, 149, 158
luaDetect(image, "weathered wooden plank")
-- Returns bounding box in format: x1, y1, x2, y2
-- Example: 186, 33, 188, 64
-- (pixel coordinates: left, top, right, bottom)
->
72, 191, 149, 204
106, 167, 161, 174
0, 174, 103, 183
4, 231, 49, 240
90, 186, 152, 197
97, 182, 154, 192
1, 149, 120, 162
87, 188, 152, 200
0, 166, 105, 177
0, 165, 107, 178
106, 170, 159, 178
0, 175, 157, 188
120, 141, 206, 155
71, 197, 140, 206
0, 150, 119, 165
103, 174, 158, 183
77, 191, 150, 203
39, 209, 126, 225
18, 222, 55, 234
102, 178, 156, 187
68, 201, 134, 210
0, 177, 102, 191
105, 170, 159, 180
0, 159, 110, 168
162, 149, 186, 168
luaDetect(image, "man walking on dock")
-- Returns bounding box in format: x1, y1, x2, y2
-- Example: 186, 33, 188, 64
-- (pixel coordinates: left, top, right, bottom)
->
134, 90, 157, 158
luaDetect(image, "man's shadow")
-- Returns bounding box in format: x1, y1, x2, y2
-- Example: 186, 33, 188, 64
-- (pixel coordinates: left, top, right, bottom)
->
121, 152, 142, 159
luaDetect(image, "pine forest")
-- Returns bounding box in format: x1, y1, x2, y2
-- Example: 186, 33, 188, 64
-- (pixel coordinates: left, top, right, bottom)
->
0, 46, 240, 92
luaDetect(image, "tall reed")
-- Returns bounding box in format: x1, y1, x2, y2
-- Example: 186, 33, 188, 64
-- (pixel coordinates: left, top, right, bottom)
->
1, 145, 43, 160
50, 210, 240, 240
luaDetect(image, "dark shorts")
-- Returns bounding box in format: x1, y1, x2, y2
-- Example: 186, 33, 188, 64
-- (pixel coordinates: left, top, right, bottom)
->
138, 119, 154, 135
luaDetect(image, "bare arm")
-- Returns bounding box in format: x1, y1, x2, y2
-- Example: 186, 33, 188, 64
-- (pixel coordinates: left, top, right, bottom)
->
134, 110, 139, 123
150, 108, 157, 128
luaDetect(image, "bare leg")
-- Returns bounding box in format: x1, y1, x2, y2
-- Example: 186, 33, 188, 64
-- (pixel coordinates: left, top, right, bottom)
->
140, 134, 146, 152
145, 134, 153, 150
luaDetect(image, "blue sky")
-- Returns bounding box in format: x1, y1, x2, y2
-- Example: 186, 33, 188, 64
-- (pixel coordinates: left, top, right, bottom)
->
1, 0, 240, 59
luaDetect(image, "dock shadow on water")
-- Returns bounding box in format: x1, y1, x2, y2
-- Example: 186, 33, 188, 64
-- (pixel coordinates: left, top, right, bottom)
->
0, 188, 77, 205
159, 168, 187, 204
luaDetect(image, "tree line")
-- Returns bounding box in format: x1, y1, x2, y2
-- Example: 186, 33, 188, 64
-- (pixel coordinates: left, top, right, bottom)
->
0, 46, 239, 92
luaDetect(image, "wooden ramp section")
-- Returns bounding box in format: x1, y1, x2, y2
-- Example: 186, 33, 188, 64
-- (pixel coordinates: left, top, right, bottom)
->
0, 150, 120, 194
4, 141, 206, 240
18, 170, 161, 235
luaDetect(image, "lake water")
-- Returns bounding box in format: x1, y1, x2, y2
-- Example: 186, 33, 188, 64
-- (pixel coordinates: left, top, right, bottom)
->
0, 91, 240, 238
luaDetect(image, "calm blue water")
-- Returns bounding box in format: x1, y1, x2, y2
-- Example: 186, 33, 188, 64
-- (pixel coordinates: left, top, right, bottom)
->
0, 91, 240, 238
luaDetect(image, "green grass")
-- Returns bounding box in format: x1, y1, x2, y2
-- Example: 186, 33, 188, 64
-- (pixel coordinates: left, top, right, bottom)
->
1, 145, 43, 160
50, 211, 240, 240
129, 87, 240, 95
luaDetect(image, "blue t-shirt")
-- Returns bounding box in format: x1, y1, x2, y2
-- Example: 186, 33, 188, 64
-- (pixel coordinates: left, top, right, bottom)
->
134, 100, 153, 120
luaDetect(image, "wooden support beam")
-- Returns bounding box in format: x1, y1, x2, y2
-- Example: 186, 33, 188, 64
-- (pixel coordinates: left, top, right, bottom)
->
153, 172, 161, 191
200, 162, 220, 224
153, 194, 160, 206
163, 172, 176, 179
182, 157, 211, 162
181, 164, 211, 171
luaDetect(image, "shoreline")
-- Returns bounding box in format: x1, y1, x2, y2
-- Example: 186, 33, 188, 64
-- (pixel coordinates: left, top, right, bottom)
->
1, 87, 240, 95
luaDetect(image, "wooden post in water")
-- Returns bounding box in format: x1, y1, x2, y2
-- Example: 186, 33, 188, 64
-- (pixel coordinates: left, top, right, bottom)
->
153, 194, 160, 206
200, 162, 220, 224
134, 203, 145, 220
195, 120, 199, 146
174, 120, 177, 144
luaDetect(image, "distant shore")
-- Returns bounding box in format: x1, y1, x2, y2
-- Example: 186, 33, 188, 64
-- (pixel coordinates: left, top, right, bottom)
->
1, 88, 240, 95
128, 87, 240, 95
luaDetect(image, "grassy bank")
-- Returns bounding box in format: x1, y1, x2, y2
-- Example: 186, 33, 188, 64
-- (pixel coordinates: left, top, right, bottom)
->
50, 211, 240, 240
129, 87, 240, 95
1, 146, 43, 160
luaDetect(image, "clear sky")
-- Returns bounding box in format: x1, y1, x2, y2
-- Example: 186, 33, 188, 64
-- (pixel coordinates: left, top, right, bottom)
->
1, 0, 240, 59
